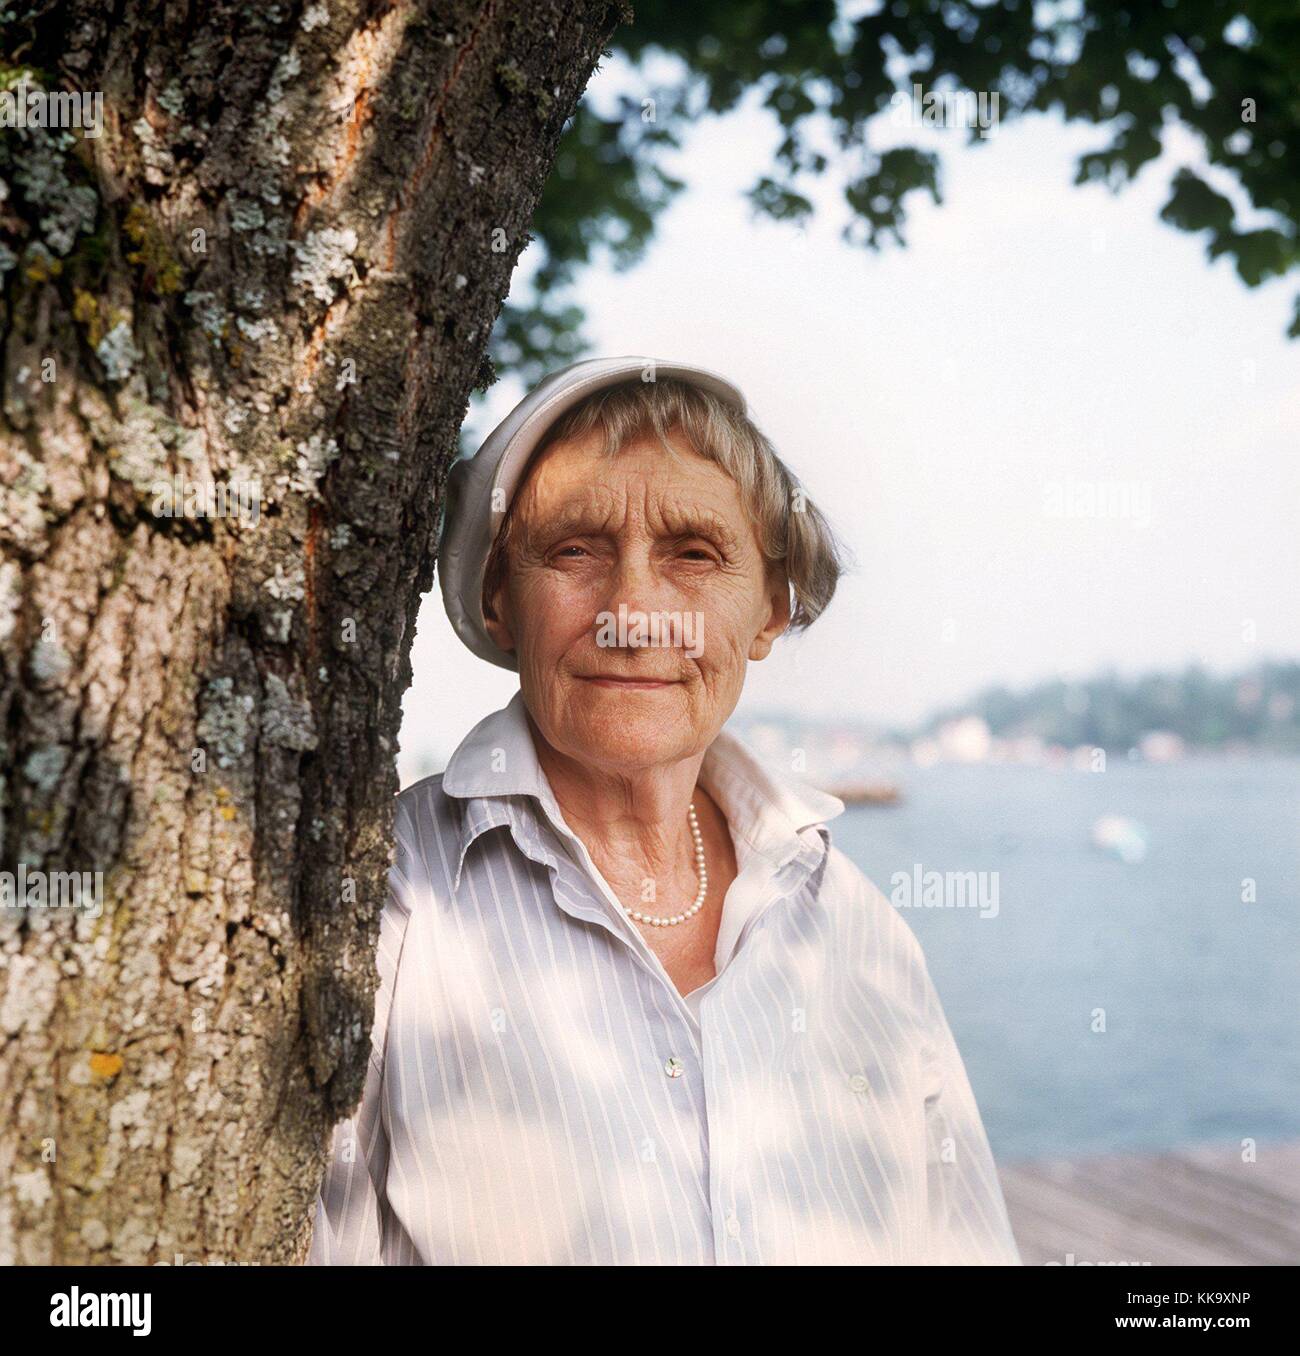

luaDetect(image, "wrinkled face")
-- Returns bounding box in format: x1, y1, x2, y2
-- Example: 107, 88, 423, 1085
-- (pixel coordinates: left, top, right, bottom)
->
484, 426, 790, 773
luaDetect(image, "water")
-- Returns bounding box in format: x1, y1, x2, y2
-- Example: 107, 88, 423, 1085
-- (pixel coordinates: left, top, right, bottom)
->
831, 757, 1300, 1162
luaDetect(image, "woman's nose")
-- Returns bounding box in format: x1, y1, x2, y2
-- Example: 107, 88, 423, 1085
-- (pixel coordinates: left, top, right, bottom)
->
602, 548, 676, 617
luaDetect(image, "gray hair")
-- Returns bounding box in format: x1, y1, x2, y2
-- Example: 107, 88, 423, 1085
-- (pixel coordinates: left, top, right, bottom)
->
482, 376, 847, 631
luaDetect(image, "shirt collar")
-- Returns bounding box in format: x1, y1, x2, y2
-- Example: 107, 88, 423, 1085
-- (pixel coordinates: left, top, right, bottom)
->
440, 690, 845, 887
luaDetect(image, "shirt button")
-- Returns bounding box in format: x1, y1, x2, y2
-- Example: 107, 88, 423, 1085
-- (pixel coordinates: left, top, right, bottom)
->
664, 1056, 685, 1079
849, 1073, 869, 1094
725, 1213, 742, 1238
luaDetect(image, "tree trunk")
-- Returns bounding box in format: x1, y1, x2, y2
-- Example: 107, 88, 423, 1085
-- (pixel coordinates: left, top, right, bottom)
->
0, 0, 620, 1264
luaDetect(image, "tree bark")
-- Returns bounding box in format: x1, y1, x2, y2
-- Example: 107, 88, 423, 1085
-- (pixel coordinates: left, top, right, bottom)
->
0, 0, 621, 1264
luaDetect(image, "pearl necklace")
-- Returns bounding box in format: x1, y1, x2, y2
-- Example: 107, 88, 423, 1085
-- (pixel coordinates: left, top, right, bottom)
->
629, 802, 707, 928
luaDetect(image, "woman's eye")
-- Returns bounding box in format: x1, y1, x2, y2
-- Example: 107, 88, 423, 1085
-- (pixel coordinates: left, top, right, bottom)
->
553, 544, 589, 560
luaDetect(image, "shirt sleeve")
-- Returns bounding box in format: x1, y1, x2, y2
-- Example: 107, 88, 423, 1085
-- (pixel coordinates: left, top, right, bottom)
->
918, 959, 1022, 1265
306, 843, 415, 1266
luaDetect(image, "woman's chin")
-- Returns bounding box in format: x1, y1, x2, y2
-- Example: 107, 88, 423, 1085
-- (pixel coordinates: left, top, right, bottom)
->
568, 707, 696, 767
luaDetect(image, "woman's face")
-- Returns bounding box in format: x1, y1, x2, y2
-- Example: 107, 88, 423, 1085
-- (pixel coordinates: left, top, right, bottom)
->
484, 426, 790, 773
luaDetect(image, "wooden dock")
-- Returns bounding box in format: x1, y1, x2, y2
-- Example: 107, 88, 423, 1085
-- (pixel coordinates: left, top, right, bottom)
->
998, 1140, 1300, 1265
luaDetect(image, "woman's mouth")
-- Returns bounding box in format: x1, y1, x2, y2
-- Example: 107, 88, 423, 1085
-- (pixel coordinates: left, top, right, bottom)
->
578, 675, 681, 690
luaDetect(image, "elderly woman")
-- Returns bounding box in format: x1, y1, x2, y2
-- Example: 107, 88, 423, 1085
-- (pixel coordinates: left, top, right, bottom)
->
307, 357, 1019, 1266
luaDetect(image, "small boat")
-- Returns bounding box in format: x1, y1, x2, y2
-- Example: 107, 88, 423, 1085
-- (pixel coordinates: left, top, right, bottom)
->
829, 781, 902, 806
1090, 814, 1148, 864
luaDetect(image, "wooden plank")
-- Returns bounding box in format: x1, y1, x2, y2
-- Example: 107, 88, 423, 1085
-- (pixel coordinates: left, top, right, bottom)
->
1176, 1141, 1300, 1203
996, 1141, 1300, 1267
1054, 1156, 1299, 1263
1000, 1165, 1238, 1266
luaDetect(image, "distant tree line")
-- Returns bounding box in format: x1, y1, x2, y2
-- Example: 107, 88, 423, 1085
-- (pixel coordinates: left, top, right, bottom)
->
905, 662, 1300, 752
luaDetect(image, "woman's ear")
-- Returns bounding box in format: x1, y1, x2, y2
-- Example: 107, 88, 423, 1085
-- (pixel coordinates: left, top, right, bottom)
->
482, 581, 517, 658
749, 568, 792, 662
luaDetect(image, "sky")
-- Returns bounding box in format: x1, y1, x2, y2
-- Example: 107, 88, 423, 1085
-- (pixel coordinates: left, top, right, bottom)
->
397, 64, 1300, 785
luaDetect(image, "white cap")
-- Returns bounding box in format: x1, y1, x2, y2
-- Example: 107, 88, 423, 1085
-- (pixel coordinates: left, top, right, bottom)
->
437, 356, 747, 671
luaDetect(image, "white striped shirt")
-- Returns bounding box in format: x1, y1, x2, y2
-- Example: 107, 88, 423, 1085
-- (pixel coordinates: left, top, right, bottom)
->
307, 692, 1020, 1265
